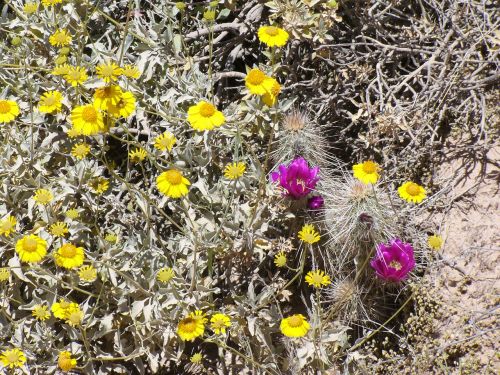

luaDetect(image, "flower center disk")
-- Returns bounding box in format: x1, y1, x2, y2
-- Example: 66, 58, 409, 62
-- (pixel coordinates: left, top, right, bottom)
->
164, 170, 183, 185
247, 70, 265, 85
287, 315, 302, 328
199, 103, 215, 117
406, 183, 420, 196
266, 26, 279, 36
389, 260, 402, 271
82, 107, 98, 122
362, 161, 377, 174
0, 101, 12, 113
23, 238, 38, 252
60, 244, 77, 257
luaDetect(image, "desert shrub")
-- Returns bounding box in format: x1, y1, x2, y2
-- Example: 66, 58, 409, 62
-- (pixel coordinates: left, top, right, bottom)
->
0, 0, 497, 374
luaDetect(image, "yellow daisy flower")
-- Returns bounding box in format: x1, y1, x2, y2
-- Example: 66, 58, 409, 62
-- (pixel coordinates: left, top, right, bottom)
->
0, 99, 20, 123
54, 243, 85, 269
258, 25, 289, 47
15, 235, 47, 263
50, 221, 68, 237
190, 352, 203, 364
129, 148, 147, 163
353, 161, 380, 184
93, 85, 123, 110
187, 101, 225, 131
305, 269, 331, 288
157, 267, 175, 284
298, 224, 320, 244
89, 177, 109, 194
41, 0, 63, 6
177, 310, 207, 341
71, 143, 91, 159
262, 78, 281, 107
96, 62, 122, 83
23, 2, 39, 14
121, 64, 141, 79
274, 251, 287, 267
33, 188, 53, 205
32, 304, 51, 321
154, 131, 176, 152
0, 348, 26, 369
38, 90, 63, 114
65, 208, 79, 220
51, 63, 71, 76
280, 314, 310, 337
245, 68, 276, 96
58, 351, 77, 372
70, 104, 105, 135
398, 181, 427, 204
210, 313, 231, 334
0, 268, 10, 282
66, 127, 82, 138
49, 29, 72, 47
0, 215, 17, 237
78, 265, 97, 283
156, 169, 190, 198
107, 91, 136, 118
51, 300, 78, 319
224, 162, 246, 180
428, 234, 443, 250
65, 304, 83, 327
64, 66, 88, 86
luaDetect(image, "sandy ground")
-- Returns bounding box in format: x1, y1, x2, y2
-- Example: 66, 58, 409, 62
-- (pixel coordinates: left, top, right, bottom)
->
427, 147, 499, 373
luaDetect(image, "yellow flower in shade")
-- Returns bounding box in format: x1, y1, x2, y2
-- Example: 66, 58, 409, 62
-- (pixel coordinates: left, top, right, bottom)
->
78, 265, 97, 283
33, 188, 53, 205
262, 78, 281, 107
89, 177, 109, 194
129, 148, 147, 163
157, 267, 175, 284
93, 85, 123, 110
64, 66, 88, 86
0, 348, 26, 369
58, 351, 77, 372
187, 101, 225, 131
121, 64, 141, 79
0, 99, 20, 123
71, 143, 91, 159
65, 304, 83, 327
210, 313, 231, 334
96, 62, 123, 83
104, 233, 118, 243
280, 314, 310, 337
42, 0, 63, 6
15, 235, 47, 263
177, 310, 207, 341
305, 269, 331, 288
298, 224, 320, 244
428, 234, 443, 250
51, 63, 71, 76
398, 181, 426, 204
32, 304, 51, 321
107, 91, 136, 118
51, 300, 78, 319
157, 169, 190, 198
0, 268, 10, 282
66, 127, 82, 138
154, 131, 176, 152
353, 161, 380, 184
274, 251, 287, 267
65, 208, 79, 220
224, 162, 246, 180
0, 215, 17, 237
245, 68, 275, 96
24, 2, 39, 14
50, 221, 68, 237
258, 25, 289, 47
49, 29, 72, 47
54, 243, 85, 269
190, 352, 203, 364
70, 104, 105, 135
38, 90, 63, 114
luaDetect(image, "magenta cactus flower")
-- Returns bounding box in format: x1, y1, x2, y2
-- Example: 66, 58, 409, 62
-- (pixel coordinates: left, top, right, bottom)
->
307, 196, 324, 210
370, 239, 415, 282
271, 157, 319, 199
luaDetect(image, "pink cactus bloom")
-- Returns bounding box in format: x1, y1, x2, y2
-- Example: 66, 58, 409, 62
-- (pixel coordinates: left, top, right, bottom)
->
370, 239, 415, 282
271, 157, 320, 199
